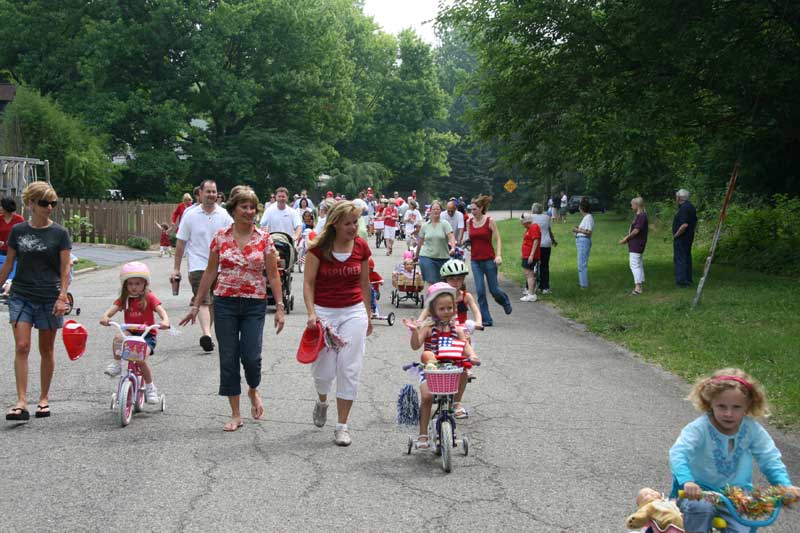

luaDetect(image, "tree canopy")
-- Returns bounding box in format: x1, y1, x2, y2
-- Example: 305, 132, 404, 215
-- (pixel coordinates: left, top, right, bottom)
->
440, 0, 800, 205
0, 0, 454, 199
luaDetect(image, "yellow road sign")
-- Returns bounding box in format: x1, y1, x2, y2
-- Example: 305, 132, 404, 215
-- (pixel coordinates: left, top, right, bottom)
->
504, 179, 517, 193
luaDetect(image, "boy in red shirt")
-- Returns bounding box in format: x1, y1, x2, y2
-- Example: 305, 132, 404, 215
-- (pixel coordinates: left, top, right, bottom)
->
520, 213, 541, 302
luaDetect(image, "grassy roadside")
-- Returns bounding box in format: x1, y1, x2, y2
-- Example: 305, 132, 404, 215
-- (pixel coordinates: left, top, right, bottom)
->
74, 258, 96, 271
497, 213, 800, 427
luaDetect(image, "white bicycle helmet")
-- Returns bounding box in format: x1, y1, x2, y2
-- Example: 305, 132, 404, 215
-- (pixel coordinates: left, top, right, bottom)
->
439, 258, 468, 278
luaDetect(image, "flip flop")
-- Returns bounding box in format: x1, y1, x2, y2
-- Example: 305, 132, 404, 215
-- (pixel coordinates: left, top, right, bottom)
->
223, 420, 244, 432
6, 407, 30, 421
249, 390, 264, 420
34, 404, 50, 418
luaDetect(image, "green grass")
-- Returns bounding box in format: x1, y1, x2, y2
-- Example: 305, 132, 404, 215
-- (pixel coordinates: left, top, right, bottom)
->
73, 258, 96, 271
498, 213, 800, 427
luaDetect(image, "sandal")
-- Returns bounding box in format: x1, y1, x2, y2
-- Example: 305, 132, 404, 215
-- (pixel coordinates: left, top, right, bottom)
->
629, 290, 642, 296
35, 404, 51, 418
414, 435, 430, 450
6, 407, 30, 421
223, 420, 244, 432
453, 404, 469, 419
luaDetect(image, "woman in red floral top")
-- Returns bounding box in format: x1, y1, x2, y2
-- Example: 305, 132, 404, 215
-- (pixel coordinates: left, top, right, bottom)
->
180, 186, 284, 432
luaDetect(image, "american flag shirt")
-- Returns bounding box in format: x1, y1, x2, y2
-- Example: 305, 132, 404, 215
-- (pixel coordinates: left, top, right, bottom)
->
437, 335, 467, 359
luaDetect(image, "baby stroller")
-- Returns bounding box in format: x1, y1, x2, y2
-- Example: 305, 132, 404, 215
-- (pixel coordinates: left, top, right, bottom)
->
391, 260, 425, 308
267, 231, 296, 313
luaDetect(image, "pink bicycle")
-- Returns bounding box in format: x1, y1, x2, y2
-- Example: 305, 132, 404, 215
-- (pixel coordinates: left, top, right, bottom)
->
107, 322, 165, 426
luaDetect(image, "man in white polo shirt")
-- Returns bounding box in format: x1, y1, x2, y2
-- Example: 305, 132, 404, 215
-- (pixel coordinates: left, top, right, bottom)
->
442, 199, 466, 245
172, 180, 233, 352
259, 186, 301, 242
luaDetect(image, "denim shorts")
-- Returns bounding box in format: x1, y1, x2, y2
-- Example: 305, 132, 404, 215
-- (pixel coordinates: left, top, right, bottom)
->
125, 330, 157, 354
7, 296, 64, 329
418, 256, 447, 284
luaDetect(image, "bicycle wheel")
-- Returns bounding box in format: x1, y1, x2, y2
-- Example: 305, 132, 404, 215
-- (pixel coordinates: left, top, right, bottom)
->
440, 420, 453, 473
117, 379, 134, 427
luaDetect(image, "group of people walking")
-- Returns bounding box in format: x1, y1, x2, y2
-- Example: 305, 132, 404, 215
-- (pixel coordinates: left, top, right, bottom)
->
2, 181, 699, 438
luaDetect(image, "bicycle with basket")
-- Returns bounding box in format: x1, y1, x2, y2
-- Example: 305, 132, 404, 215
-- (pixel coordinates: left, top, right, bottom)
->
667, 486, 797, 533
106, 321, 166, 427
403, 356, 474, 473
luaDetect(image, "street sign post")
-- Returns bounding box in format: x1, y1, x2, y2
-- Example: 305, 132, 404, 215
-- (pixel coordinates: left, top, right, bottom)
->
504, 179, 517, 218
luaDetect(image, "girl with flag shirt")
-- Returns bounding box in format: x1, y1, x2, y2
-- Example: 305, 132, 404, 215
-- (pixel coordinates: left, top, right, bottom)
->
303, 201, 373, 447
403, 283, 477, 449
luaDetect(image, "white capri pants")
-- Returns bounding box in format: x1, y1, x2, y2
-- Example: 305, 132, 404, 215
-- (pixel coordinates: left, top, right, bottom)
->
383, 226, 396, 240
312, 303, 369, 401
629, 252, 645, 284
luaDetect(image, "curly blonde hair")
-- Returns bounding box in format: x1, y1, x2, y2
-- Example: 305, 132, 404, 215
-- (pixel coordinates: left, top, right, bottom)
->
688, 367, 769, 417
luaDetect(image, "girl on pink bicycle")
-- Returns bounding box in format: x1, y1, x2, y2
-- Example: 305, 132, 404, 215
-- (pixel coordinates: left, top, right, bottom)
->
100, 262, 169, 403
403, 283, 477, 449
667, 368, 800, 532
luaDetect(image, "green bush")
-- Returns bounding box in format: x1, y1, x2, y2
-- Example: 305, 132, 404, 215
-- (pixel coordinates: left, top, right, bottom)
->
716, 195, 800, 276
168, 232, 177, 247
126, 236, 151, 250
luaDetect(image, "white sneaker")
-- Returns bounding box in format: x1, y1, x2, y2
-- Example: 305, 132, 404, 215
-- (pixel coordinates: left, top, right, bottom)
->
541, 289, 551, 295
145, 385, 159, 404
522, 288, 529, 296
520, 294, 538, 302
334, 428, 352, 447
104, 360, 121, 377
313, 401, 328, 428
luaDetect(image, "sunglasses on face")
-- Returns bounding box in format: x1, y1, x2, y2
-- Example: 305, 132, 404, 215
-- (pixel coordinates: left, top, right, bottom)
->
37, 199, 58, 208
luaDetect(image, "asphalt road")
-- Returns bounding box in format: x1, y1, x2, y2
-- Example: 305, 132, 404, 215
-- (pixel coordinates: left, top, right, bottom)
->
2, 240, 798, 532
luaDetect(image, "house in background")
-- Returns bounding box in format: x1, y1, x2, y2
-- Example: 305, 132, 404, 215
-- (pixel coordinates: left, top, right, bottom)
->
0, 84, 15, 115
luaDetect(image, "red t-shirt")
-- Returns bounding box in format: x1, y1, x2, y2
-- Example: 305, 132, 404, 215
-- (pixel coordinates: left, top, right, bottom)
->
468, 217, 495, 261
383, 206, 397, 227
311, 237, 371, 308
160, 231, 170, 247
0, 214, 25, 253
521, 223, 542, 260
171, 202, 190, 226
114, 292, 162, 336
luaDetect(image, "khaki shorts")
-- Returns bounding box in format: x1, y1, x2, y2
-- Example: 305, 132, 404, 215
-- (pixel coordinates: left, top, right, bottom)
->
189, 270, 216, 306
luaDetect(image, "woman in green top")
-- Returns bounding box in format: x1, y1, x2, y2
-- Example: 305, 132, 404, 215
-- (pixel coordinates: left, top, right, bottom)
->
414, 201, 456, 288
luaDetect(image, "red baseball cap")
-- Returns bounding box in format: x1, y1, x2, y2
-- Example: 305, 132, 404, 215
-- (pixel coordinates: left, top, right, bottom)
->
326, 191, 334, 197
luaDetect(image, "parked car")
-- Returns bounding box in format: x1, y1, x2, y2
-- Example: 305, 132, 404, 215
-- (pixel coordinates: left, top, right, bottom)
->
567, 195, 604, 214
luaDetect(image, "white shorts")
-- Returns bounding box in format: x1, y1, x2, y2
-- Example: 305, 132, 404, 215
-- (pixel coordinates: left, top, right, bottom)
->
383, 226, 396, 240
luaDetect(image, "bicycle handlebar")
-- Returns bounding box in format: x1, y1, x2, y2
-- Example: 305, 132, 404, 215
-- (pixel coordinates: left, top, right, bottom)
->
106, 322, 164, 337
677, 489, 783, 527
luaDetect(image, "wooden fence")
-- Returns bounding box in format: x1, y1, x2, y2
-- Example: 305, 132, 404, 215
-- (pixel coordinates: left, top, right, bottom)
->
52, 198, 175, 246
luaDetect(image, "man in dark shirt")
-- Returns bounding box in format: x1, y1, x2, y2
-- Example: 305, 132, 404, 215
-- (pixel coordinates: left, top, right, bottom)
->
672, 189, 698, 287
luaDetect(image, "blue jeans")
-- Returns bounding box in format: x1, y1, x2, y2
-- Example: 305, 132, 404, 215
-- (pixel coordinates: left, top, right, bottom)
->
673, 237, 693, 286
213, 296, 266, 396
470, 259, 510, 325
419, 256, 447, 285
576, 237, 591, 288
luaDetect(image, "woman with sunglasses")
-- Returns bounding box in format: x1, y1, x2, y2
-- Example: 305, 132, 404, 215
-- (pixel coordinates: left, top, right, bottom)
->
1, 182, 72, 422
